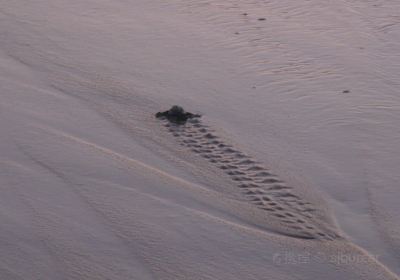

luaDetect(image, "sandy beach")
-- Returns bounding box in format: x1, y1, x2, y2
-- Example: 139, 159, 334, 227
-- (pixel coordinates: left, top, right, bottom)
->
1, 0, 400, 279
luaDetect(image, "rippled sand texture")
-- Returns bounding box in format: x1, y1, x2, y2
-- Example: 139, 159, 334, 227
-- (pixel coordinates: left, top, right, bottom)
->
1, 0, 400, 279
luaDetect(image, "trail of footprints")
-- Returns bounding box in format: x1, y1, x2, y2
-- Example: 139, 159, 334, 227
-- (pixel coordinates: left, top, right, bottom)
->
163, 119, 338, 241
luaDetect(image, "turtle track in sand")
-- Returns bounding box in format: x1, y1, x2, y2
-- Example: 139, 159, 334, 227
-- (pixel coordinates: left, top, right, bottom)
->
161, 118, 340, 241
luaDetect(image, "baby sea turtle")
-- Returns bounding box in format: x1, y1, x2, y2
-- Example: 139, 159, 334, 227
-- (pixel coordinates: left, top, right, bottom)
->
155, 105, 201, 124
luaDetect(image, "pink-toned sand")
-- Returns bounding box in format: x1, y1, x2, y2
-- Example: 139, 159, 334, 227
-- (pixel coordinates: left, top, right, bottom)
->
1, 1, 399, 279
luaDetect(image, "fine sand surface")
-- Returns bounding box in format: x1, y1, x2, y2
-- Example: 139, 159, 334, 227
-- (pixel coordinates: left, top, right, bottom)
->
1, 1, 400, 279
